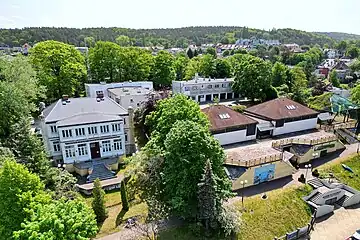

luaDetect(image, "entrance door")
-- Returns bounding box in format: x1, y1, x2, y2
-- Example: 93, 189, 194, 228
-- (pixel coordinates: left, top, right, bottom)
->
320, 150, 327, 157
90, 142, 101, 159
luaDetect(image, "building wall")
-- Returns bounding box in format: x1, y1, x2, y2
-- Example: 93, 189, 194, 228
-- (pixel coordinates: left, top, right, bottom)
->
272, 118, 317, 136
232, 160, 294, 190
108, 91, 149, 109
295, 140, 345, 164
213, 129, 256, 146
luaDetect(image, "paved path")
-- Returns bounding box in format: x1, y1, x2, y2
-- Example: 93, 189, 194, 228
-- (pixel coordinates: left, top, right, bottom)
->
311, 205, 360, 240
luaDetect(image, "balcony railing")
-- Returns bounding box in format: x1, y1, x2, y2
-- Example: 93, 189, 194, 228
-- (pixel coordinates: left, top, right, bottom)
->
225, 153, 282, 167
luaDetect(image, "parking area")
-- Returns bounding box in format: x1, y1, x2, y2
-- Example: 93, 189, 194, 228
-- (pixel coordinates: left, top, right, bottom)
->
311, 205, 360, 240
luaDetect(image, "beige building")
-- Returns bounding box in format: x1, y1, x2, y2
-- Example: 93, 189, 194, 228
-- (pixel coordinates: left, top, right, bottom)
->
225, 142, 295, 190
107, 87, 152, 109
272, 131, 345, 165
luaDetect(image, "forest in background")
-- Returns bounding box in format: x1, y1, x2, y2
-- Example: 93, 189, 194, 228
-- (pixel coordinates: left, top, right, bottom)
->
1, 26, 360, 48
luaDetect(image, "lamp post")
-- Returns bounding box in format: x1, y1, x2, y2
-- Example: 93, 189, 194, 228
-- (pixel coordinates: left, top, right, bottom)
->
240, 180, 248, 210
305, 164, 312, 183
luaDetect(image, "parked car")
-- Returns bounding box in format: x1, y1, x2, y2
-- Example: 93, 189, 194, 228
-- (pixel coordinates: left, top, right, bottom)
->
346, 230, 360, 240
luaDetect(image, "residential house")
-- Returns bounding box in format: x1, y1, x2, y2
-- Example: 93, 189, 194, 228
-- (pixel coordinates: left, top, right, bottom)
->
201, 105, 258, 146
244, 98, 319, 137
283, 43, 303, 53
172, 76, 238, 103
85, 81, 153, 98
332, 61, 351, 80
40, 96, 136, 176
324, 49, 340, 59
107, 87, 152, 109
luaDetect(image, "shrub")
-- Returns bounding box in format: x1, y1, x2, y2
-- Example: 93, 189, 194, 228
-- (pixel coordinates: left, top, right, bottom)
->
217, 204, 241, 236
92, 178, 107, 223
232, 104, 247, 113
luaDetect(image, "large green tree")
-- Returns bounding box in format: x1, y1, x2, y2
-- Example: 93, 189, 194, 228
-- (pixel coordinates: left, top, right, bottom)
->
150, 50, 175, 89
30, 40, 87, 102
0, 160, 49, 239
351, 84, 360, 104
116, 35, 133, 46
92, 178, 107, 223
198, 54, 216, 78
184, 56, 201, 80
232, 54, 272, 101
174, 53, 189, 80
13, 199, 98, 240
329, 69, 340, 88
89, 41, 122, 82
162, 120, 232, 218
145, 94, 209, 149
289, 66, 309, 104
271, 62, 288, 87
214, 58, 231, 78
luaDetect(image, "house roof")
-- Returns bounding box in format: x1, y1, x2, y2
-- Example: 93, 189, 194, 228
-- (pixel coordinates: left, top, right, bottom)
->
245, 98, 318, 121
107, 87, 151, 97
43, 97, 127, 123
201, 105, 257, 131
56, 113, 122, 127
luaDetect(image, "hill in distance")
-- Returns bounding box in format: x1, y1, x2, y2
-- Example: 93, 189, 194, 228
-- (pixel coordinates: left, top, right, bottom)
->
315, 32, 360, 41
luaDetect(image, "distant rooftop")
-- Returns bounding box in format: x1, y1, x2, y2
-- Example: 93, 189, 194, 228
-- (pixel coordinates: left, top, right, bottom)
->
174, 77, 234, 84
43, 97, 127, 123
108, 87, 151, 96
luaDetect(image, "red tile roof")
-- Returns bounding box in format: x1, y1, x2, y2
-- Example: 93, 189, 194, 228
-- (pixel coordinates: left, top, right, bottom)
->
245, 98, 318, 121
202, 105, 258, 131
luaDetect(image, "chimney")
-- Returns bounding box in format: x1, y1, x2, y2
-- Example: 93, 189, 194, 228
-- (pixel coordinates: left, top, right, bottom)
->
62, 95, 69, 101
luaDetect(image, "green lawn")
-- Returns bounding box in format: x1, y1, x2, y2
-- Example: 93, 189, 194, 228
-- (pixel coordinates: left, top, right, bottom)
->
319, 154, 360, 190
82, 190, 148, 238
158, 185, 312, 240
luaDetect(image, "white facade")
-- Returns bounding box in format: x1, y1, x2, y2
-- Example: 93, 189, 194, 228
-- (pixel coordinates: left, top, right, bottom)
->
172, 77, 238, 103
85, 81, 153, 98
214, 129, 257, 146
107, 87, 151, 109
272, 118, 318, 136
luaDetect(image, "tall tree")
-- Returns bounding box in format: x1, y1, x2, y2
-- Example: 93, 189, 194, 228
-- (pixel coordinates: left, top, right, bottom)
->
120, 181, 129, 211
173, 53, 189, 80
92, 178, 107, 223
197, 160, 218, 232
346, 46, 359, 59
214, 58, 231, 78
84, 36, 95, 48
271, 62, 288, 87
199, 54, 216, 77
0, 160, 49, 239
184, 56, 201, 80
30, 40, 87, 102
329, 69, 340, 88
14, 199, 98, 240
162, 120, 232, 218
145, 94, 209, 149
89, 41, 122, 82
205, 47, 217, 58
150, 50, 175, 89
232, 54, 272, 101
289, 67, 308, 104
116, 35, 132, 46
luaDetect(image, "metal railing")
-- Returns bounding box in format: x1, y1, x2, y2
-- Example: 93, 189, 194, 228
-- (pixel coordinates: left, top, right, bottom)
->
272, 135, 338, 148
226, 153, 282, 167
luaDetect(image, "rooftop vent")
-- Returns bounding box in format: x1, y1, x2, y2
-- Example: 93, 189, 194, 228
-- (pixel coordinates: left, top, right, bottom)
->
219, 113, 230, 119
62, 101, 67, 105
99, 81, 107, 85
62, 95, 69, 101
96, 98, 101, 102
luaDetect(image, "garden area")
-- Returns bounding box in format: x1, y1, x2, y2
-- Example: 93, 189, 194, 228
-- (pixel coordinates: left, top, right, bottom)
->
158, 185, 313, 240
319, 154, 360, 190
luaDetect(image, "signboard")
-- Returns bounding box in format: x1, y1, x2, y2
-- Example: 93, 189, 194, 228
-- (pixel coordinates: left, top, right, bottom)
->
254, 164, 275, 185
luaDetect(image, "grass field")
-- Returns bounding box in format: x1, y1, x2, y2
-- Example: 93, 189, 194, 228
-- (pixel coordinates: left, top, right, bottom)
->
319, 154, 360, 190
159, 185, 312, 240
82, 190, 148, 238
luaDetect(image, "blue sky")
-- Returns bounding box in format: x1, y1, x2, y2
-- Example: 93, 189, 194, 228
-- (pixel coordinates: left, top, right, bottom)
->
1, 0, 360, 34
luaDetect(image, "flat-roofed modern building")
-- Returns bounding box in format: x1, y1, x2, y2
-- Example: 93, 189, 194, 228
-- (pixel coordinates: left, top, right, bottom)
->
172, 76, 239, 103
202, 105, 257, 145
85, 81, 153, 98
107, 87, 152, 109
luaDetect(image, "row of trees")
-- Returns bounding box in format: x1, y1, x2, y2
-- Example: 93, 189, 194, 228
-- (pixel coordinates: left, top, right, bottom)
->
0, 26, 342, 48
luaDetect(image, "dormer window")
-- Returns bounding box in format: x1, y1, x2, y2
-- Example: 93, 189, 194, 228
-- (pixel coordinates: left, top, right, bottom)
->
219, 113, 230, 119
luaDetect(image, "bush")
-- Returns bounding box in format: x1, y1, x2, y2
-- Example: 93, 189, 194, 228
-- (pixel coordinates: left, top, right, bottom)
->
298, 174, 306, 183
232, 104, 247, 113
312, 169, 320, 177
217, 204, 241, 236
92, 178, 107, 223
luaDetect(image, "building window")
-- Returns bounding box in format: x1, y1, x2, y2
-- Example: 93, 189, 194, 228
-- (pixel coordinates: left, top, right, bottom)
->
53, 142, 60, 152
113, 139, 122, 151
207, 85, 213, 89
102, 140, 111, 152
130, 99, 134, 103
275, 120, 285, 127
246, 124, 256, 136
184, 87, 190, 91
88, 126, 97, 135
123, 118, 126, 125
192, 86, 198, 90
75, 128, 85, 137
77, 143, 88, 156
65, 145, 75, 158
100, 125, 110, 133
214, 84, 220, 88
62, 129, 72, 138
124, 133, 128, 142
112, 123, 121, 132
222, 83, 228, 88
50, 125, 57, 133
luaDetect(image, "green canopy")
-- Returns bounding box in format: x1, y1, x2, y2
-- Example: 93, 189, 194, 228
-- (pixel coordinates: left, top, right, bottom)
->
330, 94, 359, 113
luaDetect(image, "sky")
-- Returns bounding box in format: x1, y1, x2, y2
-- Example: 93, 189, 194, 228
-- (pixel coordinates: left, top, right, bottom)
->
1, 0, 360, 34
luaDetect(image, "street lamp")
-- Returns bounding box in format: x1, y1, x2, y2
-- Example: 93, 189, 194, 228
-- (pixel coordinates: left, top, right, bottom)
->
240, 180, 248, 210
305, 164, 312, 182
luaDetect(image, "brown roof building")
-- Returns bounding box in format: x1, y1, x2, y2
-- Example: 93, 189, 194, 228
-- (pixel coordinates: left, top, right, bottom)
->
201, 105, 258, 145
244, 98, 319, 137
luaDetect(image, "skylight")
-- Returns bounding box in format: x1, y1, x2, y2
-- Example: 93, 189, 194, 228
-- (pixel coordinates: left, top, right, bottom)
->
219, 113, 230, 119
286, 105, 296, 110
